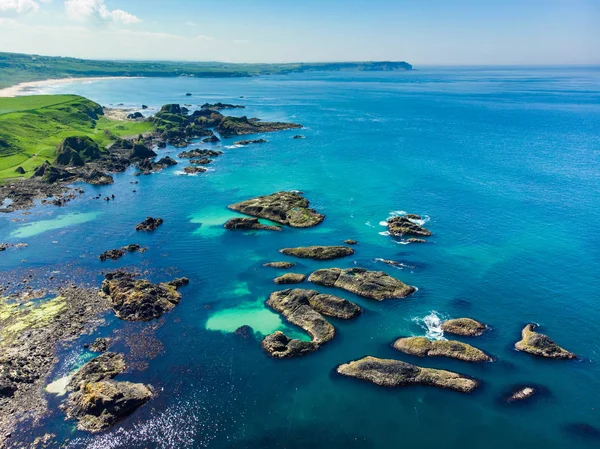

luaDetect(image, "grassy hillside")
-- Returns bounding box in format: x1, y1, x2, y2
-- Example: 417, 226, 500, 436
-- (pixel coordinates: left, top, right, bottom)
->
0, 52, 412, 89
0, 95, 152, 181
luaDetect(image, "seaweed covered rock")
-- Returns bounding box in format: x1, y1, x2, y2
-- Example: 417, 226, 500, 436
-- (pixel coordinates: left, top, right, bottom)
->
263, 261, 296, 269
101, 271, 189, 321
387, 216, 432, 237
274, 273, 306, 284
89, 337, 111, 353
55, 136, 102, 167
64, 380, 152, 433
441, 318, 487, 337
336, 356, 479, 393
308, 268, 415, 300
216, 115, 302, 137
262, 289, 360, 358
135, 217, 163, 232
224, 217, 282, 231
393, 337, 492, 362
228, 191, 324, 228
279, 246, 354, 260
68, 353, 125, 391
515, 324, 576, 359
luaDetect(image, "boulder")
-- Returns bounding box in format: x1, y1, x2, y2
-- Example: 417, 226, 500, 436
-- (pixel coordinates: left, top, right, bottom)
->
101, 271, 189, 321
387, 216, 432, 237
99, 249, 125, 262
228, 191, 324, 228
279, 246, 354, 260
502, 385, 548, 404
293, 135, 305, 139
337, 356, 479, 393
130, 142, 157, 160
127, 112, 144, 120
263, 261, 296, 269
274, 273, 306, 284
441, 318, 487, 337
393, 337, 492, 362
515, 324, 576, 359
202, 135, 220, 143
262, 331, 317, 359
308, 268, 415, 300
234, 325, 254, 339
14, 166, 25, 174
184, 166, 207, 174
135, 217, 163, 232
224, 217, 282, 231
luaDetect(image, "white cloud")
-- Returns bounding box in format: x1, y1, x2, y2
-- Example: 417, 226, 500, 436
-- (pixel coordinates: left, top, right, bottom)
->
64, 0, 140, 24
0, 0, 40, 14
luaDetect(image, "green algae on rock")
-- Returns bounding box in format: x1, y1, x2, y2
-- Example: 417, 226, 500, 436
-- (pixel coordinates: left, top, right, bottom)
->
441, 318, 487, 337
274, 273, 306, 284
336, 356, 479, 393
228, 191, 324, 228
279, 246, 354, 260
515, 324, 576, 359
308, 267, 416, 300
393, 336, 492, 362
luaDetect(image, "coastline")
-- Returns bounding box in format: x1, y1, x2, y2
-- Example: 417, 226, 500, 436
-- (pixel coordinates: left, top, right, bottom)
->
0, 76, 139, 98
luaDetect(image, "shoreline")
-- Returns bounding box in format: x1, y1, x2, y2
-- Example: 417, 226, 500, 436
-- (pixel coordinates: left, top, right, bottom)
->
0, 76, 139, 98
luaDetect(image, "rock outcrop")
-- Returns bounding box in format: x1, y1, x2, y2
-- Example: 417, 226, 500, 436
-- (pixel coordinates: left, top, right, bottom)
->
184, 166, 207, 174
224, 217, 282, 232
515, 324, 576, 359
216, 116, 301, 138
228, 191, 324, 228
69, 353, 125, 390
89, 337, 111, 353
99, 244, 143, 262
387, 216, 432, 237
274, 273, 306, 284
441, 318, 487, 337
178, 149, 223, 158
234, 139, 267, 145
55, 136, 103, 167
393, 337, 492, 362
337, 356, 479, 393
135, 217, 163, 232
101, 271, 189, 321
308, 268, 415, 300
262, 289, 361, 358
344, 239, 358, 245
201, 102, 245, 110
279, 246, 354, 260
263, 262, 296, 269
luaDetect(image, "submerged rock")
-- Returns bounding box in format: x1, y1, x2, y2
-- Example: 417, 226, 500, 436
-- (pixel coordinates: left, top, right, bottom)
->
135, 217, 163, 232
279, 246, 354, 260
263, 261, 296, 269
99, 244, 144, 261
234, 325, 255, 339
308, 268, 416, 300
101, 271, 189, 321
224, 217, 282, 232
336, 356, 479, 393
441, 318, 487, 337
515, 324, 576, 359
262, 289, 361, 358
393, 337, 492, 362
228, 191, 324, 228
387, 216, 432, 237
562, 423, 600, 441
274, 273, 306, 284
502, 384, 548, 404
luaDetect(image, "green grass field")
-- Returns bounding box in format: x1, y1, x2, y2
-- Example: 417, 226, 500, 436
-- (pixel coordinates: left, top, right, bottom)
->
0, 95, 153, 181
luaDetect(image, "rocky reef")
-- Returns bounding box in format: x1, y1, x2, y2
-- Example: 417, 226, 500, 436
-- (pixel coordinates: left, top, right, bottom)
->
101, 271, 189, 321
262, 289, 361, 358
336, 356, 479, 393
344, 239, 358, 245
62, 353, 152, 433
235, 139, 267, 145
393, 337, 492, 362
441, 318, 487, 337
89, 337, 111, 353
263, 261, 296, 269
224, 217, 282, 231
135, 217, 163, 232
274, 273, 306, 284
308, 268, 416, 300
201, 102, 245, 110
228, 191, 324, 228
178, 149, 223, 159
279, 246, 354, 260
515, 324, 576, 359
184, 166, 207, 174
216, 116, 301, 138
99, 244, 144, 262
387, 216, 432, 237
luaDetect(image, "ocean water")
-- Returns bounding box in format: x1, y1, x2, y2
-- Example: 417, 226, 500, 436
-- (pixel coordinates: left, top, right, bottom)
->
1, 67, 600, 448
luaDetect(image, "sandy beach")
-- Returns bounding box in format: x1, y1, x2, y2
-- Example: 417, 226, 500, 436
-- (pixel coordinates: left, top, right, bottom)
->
0, 76, 138, 98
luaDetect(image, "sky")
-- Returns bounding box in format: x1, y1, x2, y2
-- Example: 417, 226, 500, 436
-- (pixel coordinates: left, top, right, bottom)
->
0, 0, 599, 65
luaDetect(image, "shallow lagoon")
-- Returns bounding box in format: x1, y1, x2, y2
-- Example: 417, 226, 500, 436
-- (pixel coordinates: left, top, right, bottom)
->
1, 67, 600, 448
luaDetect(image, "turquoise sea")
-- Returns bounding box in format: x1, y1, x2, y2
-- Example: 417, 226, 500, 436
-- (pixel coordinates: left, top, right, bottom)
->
1, 67, 600, 448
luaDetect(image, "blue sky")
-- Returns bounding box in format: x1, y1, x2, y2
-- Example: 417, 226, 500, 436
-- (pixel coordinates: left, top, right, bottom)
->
0, 0, 598, 64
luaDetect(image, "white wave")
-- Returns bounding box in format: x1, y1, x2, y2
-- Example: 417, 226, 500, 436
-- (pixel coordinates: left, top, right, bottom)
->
387, 210, 407, 219
378, 231, 390, 236
225, 144, 243, 149
411, 311, 447, 341
379, 221, 389, 227
365, 221, 375, 228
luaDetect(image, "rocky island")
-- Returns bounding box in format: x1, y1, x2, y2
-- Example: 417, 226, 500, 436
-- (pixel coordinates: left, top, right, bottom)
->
336, 356, 479, 393
441, 318, 487, 337
515, 324, 576, 359
279, 246, 354, 260
224, 217, 282, 231
308, 268, 416, 300
393, 337, 492, 362
387, 215, 432, 237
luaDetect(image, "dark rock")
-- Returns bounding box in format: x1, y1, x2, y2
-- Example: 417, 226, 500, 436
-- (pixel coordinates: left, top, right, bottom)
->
234, 139, 267, 145
515, 324, 576, 359
161, 104, 182, 114
279, 246, 354, 260
185, 93, 192, 96
202, 135, 220, 143
178, 149, 223, 158
263, 261, 296, 269
293, 135, 305, 139
274, 273, 306, 284
228, 191, 324, 228
84, 169, 113, 185
344, 239, 358, 245
127, 112, 144, 120
387, 216, 432, 237
99, 249, 125, 262
141, 105, 148, 109
14, 166, 25, 174
55, 136, 103, 167
441, 318, 487, 337
68, 353, 125, 391
216, 116, 302, 138
337, 356, 479, 393
190, 158, 212, 165
201, 102, 245, 110
407, 238, 427, 243
184, 166, 207, 174
101, 271, 189, 321
224, 217, 282, 231
308, 267, 416, 300
155, 156, 177, 167
393, 337, 492, 362
135, 217, 163, 232
234, 325, 254, 339
89, 338, 111, 353
130, 142, 157, 160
